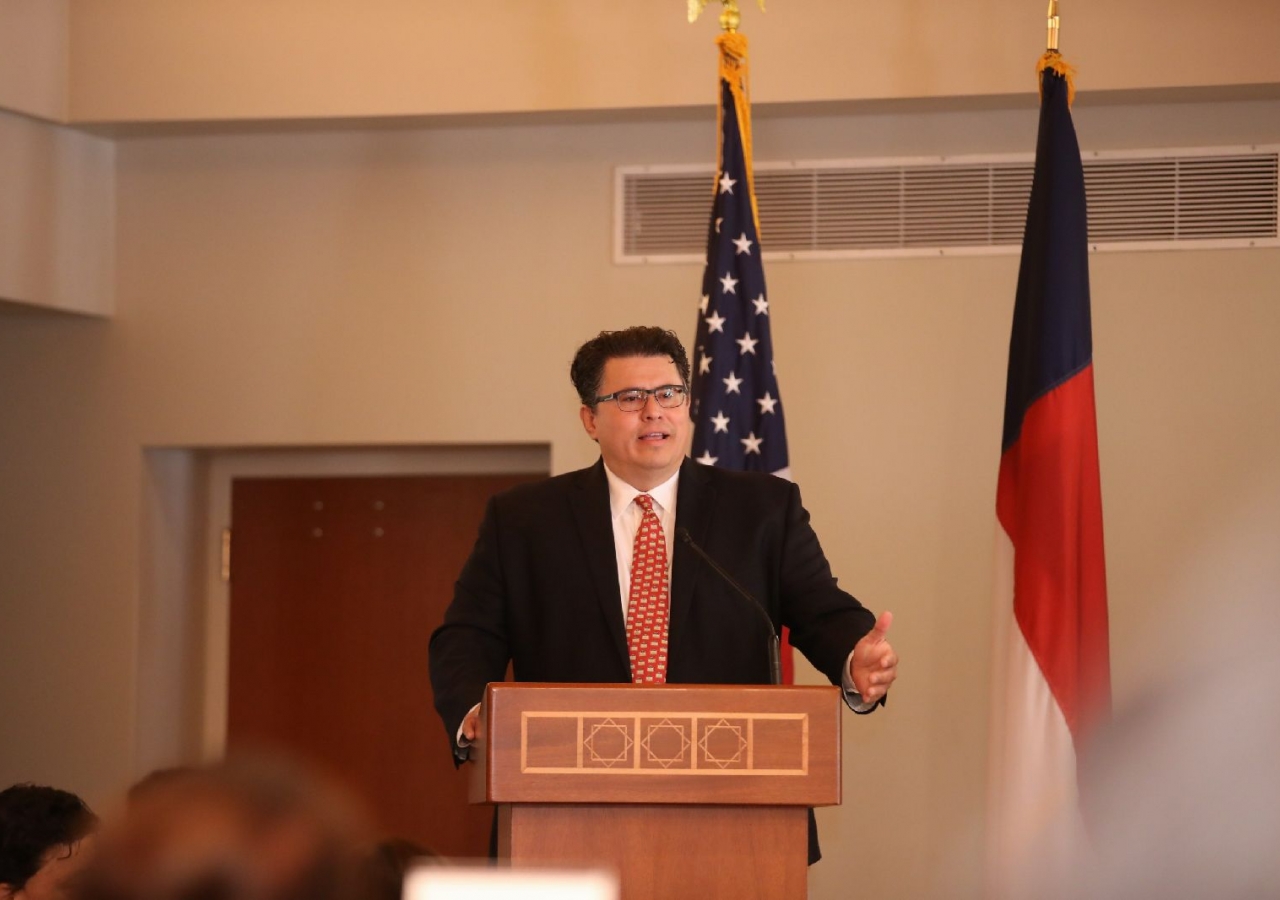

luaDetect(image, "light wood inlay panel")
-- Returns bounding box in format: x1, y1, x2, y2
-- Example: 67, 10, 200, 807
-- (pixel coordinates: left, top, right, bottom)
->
519, 711, 809, 775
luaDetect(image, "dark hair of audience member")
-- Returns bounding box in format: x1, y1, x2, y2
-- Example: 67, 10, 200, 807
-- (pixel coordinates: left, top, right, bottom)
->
0, 783, 97, 895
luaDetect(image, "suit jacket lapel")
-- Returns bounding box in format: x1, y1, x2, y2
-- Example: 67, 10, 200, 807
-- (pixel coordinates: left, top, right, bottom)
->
670, 457, 716, 664
568, 459, 630, 674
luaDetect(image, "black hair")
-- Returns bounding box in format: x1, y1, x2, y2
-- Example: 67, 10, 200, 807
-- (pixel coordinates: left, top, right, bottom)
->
0, 783, 96, 891
569, 326, 691, 408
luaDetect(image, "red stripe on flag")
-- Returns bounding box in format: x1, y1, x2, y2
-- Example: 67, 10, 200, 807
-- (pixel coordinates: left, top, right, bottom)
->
996, 364, 1110, 747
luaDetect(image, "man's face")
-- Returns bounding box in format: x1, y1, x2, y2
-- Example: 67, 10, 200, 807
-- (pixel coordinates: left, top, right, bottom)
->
580, 355, 690, 491
6, 837, 94, 900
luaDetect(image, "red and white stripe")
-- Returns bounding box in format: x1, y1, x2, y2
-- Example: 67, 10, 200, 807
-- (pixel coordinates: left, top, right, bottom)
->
987, 366, 1111, 894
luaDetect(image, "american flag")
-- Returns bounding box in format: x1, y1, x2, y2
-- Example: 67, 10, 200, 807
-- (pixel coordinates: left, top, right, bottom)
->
690, 79, 789, 479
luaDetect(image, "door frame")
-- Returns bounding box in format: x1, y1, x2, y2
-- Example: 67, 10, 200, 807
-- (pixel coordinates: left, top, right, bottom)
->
136, 444, 549, 775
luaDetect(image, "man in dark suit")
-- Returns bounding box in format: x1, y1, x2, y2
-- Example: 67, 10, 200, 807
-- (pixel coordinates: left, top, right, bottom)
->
428, 327, 897, 857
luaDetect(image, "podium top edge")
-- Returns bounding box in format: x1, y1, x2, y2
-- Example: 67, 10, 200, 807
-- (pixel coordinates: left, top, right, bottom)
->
484, 683, 841, 693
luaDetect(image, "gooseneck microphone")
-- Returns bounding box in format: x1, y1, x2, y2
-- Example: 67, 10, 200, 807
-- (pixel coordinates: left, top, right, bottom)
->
676, 527, 782, 686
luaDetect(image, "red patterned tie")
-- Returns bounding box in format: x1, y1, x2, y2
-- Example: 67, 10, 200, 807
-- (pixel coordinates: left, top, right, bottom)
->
626, 494, 670, 684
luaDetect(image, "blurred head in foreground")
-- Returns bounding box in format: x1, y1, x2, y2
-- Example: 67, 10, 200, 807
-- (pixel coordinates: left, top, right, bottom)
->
1018, 581, 1280, 896
0, 784, 97, 900
355, 838, 440, 900
1069, 626, 1280, 899
78, 758, 369, 900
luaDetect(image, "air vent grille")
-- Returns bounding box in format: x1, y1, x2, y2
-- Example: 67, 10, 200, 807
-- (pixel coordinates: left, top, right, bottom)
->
615, 147, 1279, 262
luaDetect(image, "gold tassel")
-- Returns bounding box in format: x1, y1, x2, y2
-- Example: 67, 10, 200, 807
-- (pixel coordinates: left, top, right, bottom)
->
1037, 50, 1077, 107
715, 31, 763, 240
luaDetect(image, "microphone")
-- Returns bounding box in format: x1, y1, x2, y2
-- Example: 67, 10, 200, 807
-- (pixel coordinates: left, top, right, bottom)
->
676, 527, 782, 685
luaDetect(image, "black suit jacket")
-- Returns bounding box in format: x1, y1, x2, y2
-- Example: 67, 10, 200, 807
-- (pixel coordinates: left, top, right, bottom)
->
429, 456, 875, 744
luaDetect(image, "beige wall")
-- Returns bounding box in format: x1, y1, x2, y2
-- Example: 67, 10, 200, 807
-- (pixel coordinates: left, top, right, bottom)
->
2, 87, 1278, 897
0, 0, 68, 121
0, 110, 114, 314
61, 0, 1280, 124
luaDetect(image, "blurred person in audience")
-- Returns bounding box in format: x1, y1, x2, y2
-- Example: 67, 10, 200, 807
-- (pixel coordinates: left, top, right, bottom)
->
355, 838, 439, 900
1064, 617, 1280, 899
1026, 480, 1280, 900
0, 784, 97, 900
77, 757, 370, 900
123, 768, 197, 808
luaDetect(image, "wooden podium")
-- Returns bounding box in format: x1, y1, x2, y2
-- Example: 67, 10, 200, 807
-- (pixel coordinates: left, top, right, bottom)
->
469, 683, 842, 900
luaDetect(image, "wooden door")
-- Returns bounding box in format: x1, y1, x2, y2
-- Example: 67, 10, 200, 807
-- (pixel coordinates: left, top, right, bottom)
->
227, 473, 539, 858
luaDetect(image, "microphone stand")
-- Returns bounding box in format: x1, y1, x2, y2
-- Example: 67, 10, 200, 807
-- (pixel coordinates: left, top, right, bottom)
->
676, 527, 782, 685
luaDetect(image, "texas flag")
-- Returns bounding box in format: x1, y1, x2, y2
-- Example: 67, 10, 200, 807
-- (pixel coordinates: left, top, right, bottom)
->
986, 58, 1111, 893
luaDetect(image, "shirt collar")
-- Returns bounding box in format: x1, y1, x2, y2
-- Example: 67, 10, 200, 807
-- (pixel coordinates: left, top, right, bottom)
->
603, 462, 681, 521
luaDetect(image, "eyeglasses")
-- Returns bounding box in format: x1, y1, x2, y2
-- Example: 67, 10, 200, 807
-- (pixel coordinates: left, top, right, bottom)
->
594, 384, 689, 412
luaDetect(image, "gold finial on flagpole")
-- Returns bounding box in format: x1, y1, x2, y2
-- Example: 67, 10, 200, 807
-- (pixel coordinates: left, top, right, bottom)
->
1037, 0, 1075, 106
688, 0, 765, 32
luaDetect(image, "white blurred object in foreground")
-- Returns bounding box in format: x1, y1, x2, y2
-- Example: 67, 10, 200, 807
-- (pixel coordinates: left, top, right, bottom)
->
405, 865, 619, 900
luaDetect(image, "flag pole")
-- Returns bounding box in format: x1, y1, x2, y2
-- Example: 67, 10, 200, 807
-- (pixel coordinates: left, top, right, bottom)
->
985, 2, 1109, 891
687, 0, 793, 682
687, 0, 765, 32
1037, 0, 1075, 106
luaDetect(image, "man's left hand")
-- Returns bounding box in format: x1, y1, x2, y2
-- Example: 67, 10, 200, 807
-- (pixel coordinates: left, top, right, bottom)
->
850, 610, 898, 703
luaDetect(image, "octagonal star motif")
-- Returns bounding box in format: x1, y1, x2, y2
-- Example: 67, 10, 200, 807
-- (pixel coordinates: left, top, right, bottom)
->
698, 718, 748, 768
583, 718, 633, 768
640, 718, 693, 769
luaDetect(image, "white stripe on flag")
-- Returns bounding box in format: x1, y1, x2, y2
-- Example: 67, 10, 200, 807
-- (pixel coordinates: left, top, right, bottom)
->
986, 524, 1089, 898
